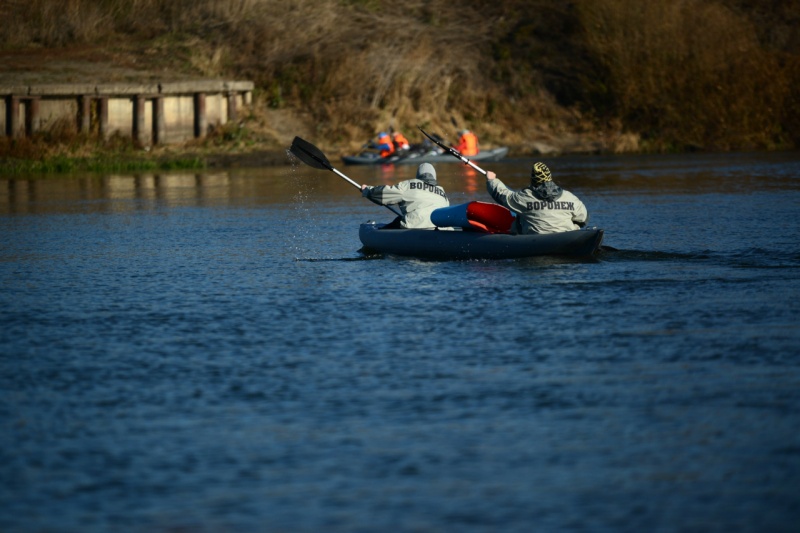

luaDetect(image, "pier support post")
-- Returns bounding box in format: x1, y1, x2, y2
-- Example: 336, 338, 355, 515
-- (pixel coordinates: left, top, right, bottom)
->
79, 95, 92, 133
194, 92, 206, 138
133, 94, 146, 145
98, 97, 109, 139
8, 96, 20, 137
226, 92, 237, 123
153, 96, 166, 145
28, 97, 41, 135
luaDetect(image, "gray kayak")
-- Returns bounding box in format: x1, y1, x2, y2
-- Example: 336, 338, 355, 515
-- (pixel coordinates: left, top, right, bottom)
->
342, 146, 509, 166
358, 223, 605, 260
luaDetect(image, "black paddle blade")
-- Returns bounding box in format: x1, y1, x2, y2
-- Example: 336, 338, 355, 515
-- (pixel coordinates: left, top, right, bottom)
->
290, 136, 333, 171
418, 126, 460, 157
418, 126, 449, 148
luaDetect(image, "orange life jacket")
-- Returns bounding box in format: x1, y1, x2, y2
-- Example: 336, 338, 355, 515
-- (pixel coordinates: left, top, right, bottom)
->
455, 131, 479, 156
392, 132, 410, 150
376, 132, 395, 157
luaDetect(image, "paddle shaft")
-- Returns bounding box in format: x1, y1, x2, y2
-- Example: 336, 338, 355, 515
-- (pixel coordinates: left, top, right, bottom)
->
290, 136, 402, 217
333, 168, 403, 218
333, 168, 361, 189
418, 126, 488, 176
336, 171, 404, 217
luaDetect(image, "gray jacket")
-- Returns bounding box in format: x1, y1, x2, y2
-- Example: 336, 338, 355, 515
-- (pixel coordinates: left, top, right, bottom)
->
487, 177, 588, 234
362, 175, 449, 229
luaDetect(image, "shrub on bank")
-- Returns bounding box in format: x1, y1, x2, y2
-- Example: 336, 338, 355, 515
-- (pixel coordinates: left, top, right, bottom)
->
575, 0, 794, 151
1, 0, 797, 152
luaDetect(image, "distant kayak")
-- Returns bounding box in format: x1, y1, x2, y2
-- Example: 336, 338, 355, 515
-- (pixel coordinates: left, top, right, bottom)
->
342, 146, 509, 166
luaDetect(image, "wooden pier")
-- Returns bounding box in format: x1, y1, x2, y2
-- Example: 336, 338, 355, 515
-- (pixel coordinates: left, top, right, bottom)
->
1, 80, 254, 145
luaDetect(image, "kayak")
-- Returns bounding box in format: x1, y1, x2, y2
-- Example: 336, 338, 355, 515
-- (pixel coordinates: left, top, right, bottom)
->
358, 223, 605, 260
342, 146, 509, 166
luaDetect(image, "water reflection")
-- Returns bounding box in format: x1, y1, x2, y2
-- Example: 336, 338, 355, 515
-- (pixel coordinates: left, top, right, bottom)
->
1, 172, 278, 215
463, 167, 480, 194
3, 151, 799, 216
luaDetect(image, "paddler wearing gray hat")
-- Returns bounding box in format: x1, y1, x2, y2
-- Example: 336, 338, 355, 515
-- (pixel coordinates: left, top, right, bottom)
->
485, 162, 588, 234
361, 162, 450, 229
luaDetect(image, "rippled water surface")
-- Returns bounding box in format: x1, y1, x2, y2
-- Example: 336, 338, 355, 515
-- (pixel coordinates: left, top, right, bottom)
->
2, 152, 800, 532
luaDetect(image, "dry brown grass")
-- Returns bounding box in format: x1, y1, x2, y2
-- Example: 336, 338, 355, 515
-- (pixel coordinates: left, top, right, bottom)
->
576, 0, 794, 150
0, 116, 139, 161
1, 0, 797, 153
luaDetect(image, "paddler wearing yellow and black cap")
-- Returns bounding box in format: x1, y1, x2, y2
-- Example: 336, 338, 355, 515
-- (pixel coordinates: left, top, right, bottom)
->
485, 162, 588, 234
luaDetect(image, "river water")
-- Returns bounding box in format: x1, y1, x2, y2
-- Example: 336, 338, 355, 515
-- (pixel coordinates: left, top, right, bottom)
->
1, 151, 799, 532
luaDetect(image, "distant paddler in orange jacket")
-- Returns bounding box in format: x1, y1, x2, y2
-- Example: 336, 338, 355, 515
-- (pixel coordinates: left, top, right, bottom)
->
453, 129, 479, 156
369, 131, 396, 158
392, 131, 411, 151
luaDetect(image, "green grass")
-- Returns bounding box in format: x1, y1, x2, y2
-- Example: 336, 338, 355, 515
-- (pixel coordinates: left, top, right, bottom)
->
0, 155, 206, 175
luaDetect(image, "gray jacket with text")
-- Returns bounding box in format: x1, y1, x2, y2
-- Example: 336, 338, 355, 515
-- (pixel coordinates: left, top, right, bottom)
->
487, 178, 588, 234
362, 178, 449, 229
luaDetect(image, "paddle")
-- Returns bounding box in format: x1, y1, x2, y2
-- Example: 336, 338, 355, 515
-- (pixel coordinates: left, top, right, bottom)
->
418, 126, 488, 176
289, 136, 402, 217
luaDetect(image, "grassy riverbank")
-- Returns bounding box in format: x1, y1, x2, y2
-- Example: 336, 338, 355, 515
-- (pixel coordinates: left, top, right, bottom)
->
0, 119, 286, 174
2, 0, 798, 165
0, 155, 204, 175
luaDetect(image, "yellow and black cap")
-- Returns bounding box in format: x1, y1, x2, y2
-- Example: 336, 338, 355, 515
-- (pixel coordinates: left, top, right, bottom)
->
531, 162, 552, 184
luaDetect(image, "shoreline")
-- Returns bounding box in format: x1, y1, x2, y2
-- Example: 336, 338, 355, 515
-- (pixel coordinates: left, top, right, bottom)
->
5, 143, 799, 176
1, 57, 794, 174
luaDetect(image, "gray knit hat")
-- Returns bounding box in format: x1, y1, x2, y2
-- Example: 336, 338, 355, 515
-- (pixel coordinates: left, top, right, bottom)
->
416, 162, 436, 182
531, 162, 553, 185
